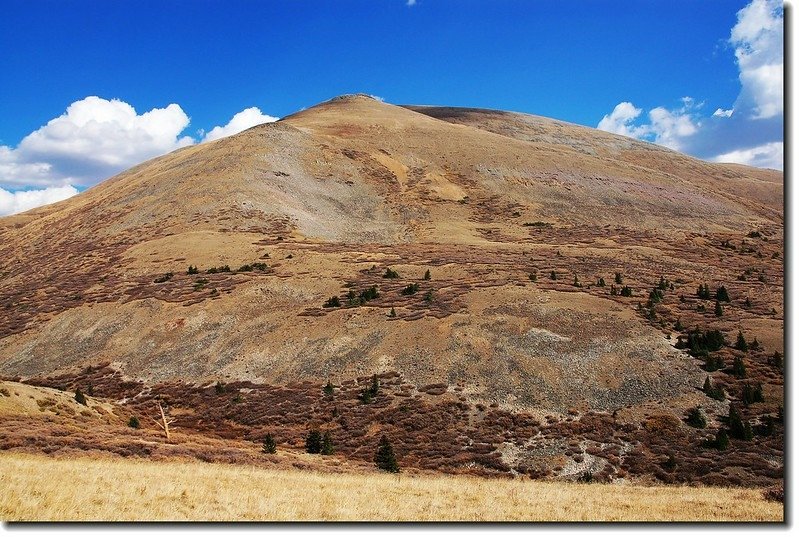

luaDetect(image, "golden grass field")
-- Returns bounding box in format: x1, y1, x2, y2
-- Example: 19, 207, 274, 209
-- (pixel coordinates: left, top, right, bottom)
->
0, 452, 782, 522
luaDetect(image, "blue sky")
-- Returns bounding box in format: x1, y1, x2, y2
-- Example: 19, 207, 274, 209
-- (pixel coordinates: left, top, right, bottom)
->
0, 0, 784, 214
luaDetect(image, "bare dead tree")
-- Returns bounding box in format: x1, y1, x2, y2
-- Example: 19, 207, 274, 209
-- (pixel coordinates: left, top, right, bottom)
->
150, 400, 176, 440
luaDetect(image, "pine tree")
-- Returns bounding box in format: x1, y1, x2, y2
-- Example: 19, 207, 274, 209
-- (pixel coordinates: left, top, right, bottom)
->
735, 331, 748, 351
597, 277, 606, 287
321, 431, 334, 455
733, 356, 747, 378
74, 388, 87, 406
615, 272, 623, 284
713, 429, 729, 450
262, 433, 277, 454
424, 269, 431, 280
550, 270, 557, 280
716, 285, 730, 302
374, 435, 399, 473
305, 430, 322, 454
389, 307, 397, 318
728, 406, 752, 440
714, 300, 723, 316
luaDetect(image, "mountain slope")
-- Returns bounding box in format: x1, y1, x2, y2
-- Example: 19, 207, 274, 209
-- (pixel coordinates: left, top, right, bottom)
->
0, 95, 783, 419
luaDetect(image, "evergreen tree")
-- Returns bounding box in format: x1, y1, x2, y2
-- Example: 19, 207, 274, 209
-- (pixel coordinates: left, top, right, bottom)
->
620, 286, 633, 297
424, 269, 431, 280
389, 307, 397, 318
550, 270, 557, 280
383, 268, 400, 279
716, 286, 730, 302
713, 429, 729, 450
610, 285, 618, 296
305, 430, 323, 454
674, 318, 683, 332
728, 406, 752, 440
573, 275, 580, 287
323, 296, 341, 308
529, 272, 537, 282
128, 416, 140, 428
374, 435, 399, 473
74, 388, 87, 406
658, 276, 668, 290
321, 431, 334, 455
615, 272, 623, 284
597, 277, 606, 287
770, 351, 783, 370
262, 433, 277, 454
714, 300, 723, 316
735, 331, 748, 351
733, 356, 747, 378
187, 265, 199, 275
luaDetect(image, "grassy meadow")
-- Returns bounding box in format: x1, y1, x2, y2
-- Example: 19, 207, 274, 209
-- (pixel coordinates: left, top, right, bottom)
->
0, 451, 783, 522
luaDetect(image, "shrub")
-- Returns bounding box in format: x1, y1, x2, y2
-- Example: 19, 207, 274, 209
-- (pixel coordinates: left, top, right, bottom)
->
620, 286, 633, 297
708, 429, 729, 450
128, 416, 140, 429
305, 430, 322, 454
323, 296, 341, 308
375, 435, 399, 473
389, 307, 397, 318
214, 381, 227, 394
424, 269, 431, 280
769, 351, 783, 370
154, 272, 174, 283
696, 284, 711, 300
550, 271, 557, 280
383, 268, 400, 279
187, 265, 199, 275
529, 272, 537, 282
674, 318, 683, 331
74, 389, 87, 406
615, 272, 623, 284
262, 433, 277, 454
400, 283, 419, 296
423, 290, 434, 303
686, 407, 707, 428
597, 277, 605, 287
658, 276, 669, 290
704, 354, 724, 372
321, 432, 334, 455
360, 285, 380, 302
206, 265, 231, 274
649, 288, 663, 303
323, 381, 334, 396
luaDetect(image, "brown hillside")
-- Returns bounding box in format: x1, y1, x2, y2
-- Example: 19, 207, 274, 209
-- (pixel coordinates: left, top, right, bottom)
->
0, 95, 783, 485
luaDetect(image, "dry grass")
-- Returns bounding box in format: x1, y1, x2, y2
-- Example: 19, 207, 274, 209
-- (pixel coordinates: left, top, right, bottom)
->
0, 452, 782, 522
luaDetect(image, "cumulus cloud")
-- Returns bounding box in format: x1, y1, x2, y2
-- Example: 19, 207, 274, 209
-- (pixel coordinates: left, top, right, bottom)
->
0, 185, 79, 216
406, 0, 418, 6
597, 0, 783, 170
712, 142, 783, 170
202, 107, 278, 142
0, 97, 281, 212
597, 102, 648, 138
1, 96, 193, 188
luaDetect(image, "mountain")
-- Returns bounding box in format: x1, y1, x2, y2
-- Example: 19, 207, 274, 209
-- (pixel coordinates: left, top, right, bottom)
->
0, 93, 782, 402
0, 95, 783, 484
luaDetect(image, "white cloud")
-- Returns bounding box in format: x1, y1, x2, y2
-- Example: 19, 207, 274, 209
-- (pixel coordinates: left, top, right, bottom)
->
596, 0, 783, 170
712, 141, 783, 170
597, 102, 648, 138
406, 0, 417, 6
1, 96, 193, 188
1, 98, 281, 210
202, 107, 278, 142
0, 184, 79, 216
730, 0, 783, 119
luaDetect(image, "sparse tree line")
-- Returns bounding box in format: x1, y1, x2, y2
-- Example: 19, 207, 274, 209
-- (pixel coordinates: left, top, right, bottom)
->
153, 261, 269, 284
323, 267, 433, 311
